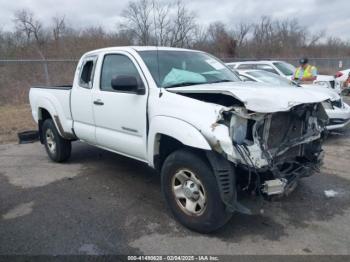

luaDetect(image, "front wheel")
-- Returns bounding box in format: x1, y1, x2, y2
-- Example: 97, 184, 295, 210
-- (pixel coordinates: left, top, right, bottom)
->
161, 149, 232, 233
42, 119, 71, 162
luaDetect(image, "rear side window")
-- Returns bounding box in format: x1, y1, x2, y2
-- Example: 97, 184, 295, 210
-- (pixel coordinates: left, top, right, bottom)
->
237, 64, 256, 70
79, 59, 96, 88
100, 54, 142, 92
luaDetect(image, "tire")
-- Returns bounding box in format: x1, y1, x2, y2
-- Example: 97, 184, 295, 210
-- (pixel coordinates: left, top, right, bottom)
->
42, 119, 71, 162
161, 149, 232, 233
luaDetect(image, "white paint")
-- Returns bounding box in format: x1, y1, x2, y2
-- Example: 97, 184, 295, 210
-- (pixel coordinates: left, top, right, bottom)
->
168, 82, 329, 113
2, 202, 34, 220
324, 189, 339, 198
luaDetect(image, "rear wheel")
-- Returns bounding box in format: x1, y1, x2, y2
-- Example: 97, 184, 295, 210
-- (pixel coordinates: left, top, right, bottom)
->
161, 149, 232, 233
42, 119, 71, 162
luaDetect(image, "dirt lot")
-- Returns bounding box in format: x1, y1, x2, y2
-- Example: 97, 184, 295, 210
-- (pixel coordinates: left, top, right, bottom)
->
0, 104, 36, 144
0, 99, 350, 256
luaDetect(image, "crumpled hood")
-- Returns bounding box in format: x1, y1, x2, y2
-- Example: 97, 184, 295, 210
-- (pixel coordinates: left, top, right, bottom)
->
166, 81, 330, 113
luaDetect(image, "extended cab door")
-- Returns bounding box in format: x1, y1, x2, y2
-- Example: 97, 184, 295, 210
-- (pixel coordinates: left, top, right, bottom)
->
71, 56, 98, 144
92, 51, 148, 161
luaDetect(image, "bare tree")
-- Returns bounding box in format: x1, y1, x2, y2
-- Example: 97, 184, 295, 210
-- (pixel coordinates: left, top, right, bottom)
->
52, 16, 66, 41
122, 0, 153, 45
192, 25, 208, 49
168, 0, 197, 47
308, 30, 326, 47
14, 10, 44, 45
14, 9, 50, 85
205, 22, 236, 57
120, 0, 197, 47
152, 0, 171, 46
232, 22, 251, 48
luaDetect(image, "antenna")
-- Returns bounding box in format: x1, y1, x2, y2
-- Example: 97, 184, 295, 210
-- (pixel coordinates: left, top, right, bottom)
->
152, 0, 163, 97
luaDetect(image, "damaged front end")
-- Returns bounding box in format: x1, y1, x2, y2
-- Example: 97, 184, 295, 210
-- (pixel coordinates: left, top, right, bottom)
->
208, 102, 328, 198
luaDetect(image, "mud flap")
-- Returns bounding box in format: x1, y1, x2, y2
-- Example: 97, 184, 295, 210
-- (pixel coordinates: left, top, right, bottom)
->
206, 151, 252, 214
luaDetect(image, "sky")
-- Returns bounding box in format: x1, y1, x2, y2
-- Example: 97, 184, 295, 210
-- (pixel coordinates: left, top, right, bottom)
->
0, 0, 349, 40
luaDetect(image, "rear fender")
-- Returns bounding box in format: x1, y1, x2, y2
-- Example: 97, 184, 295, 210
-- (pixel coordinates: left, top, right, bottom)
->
36, 99, 74, 140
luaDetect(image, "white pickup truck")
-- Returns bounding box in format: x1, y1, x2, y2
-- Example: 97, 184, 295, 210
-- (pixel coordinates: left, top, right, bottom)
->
30, 46, 329, 233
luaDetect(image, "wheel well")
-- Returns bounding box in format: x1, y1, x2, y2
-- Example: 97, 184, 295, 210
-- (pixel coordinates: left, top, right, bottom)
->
38, 108, 52, 143
154, 134, 208, 172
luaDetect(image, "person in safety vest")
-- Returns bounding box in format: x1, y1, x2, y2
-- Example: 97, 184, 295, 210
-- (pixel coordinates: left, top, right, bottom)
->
292, 57, 317, 84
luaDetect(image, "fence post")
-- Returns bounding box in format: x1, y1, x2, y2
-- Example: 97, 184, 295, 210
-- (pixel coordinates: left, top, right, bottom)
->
42, 60, 51, 86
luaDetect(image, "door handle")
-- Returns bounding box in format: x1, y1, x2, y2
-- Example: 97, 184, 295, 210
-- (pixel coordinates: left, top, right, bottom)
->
93, 99, 104, 106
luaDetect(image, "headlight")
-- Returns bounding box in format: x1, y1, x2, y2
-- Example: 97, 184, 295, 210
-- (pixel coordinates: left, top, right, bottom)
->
331, 98, 343, 108
230, 117, 247, 145
322, 100, 333, 109
315, 81, 330, 88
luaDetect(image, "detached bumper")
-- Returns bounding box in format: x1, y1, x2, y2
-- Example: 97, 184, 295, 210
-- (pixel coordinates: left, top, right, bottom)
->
326, 102, 350, 130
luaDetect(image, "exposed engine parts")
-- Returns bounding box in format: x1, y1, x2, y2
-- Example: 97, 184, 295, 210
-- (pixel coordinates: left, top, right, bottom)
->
210, 102, 328, 197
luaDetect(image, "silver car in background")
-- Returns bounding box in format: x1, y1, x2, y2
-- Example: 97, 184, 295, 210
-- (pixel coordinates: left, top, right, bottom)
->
226, 60, 341, 93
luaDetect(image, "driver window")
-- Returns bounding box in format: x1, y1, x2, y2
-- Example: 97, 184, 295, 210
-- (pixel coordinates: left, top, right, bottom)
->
100, 54, 142, 92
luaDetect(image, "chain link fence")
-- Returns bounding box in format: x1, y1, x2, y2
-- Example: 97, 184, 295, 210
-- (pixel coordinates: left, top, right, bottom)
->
0, 59, 78, 105
1, 57, 349, 105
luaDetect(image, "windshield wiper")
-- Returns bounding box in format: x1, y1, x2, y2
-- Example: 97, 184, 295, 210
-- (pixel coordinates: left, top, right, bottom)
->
208, 79, 234, 84
163, 82, 205, 88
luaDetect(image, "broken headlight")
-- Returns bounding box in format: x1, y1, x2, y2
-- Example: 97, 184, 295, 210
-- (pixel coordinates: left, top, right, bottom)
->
230, 117, 247, 145
322, 100, 333, 110
331, 98, 343, 108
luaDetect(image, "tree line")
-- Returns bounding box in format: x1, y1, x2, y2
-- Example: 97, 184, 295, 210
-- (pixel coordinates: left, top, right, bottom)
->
0, 0, 349, 60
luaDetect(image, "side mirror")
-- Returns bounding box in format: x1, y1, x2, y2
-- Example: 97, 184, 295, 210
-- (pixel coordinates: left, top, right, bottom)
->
111, 75, 145, 95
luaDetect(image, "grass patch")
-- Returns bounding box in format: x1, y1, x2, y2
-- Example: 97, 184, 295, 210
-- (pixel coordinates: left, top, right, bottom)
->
0, 104, 37, 144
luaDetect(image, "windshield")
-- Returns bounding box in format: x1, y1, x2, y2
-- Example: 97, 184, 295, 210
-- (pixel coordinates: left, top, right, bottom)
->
138, 50, 240, 88
273, 62, 296, 76
246, 70, 296, 86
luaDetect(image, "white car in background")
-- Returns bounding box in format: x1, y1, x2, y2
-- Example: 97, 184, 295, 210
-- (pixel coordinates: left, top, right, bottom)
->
335, 68, 350, 83
335, 69, 350, 91
226, 60, 341, 93
237, 69, 350, 131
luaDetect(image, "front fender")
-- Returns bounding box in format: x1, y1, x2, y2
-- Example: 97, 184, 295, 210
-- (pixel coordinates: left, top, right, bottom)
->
147, 116, 212, 167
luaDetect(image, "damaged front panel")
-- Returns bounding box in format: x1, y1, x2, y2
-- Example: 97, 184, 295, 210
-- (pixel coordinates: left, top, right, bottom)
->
205, 102, 328, 196
168, 84, 329, 196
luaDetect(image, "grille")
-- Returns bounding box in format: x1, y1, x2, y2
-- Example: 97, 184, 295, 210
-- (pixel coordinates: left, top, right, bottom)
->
330, 80, 335, 89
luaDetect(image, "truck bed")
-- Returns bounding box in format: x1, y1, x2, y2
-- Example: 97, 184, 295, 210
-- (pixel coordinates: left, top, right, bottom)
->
29, 86, 74, 137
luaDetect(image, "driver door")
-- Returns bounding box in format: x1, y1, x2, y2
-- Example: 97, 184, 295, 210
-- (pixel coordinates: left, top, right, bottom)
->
92, 52, 148, 161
